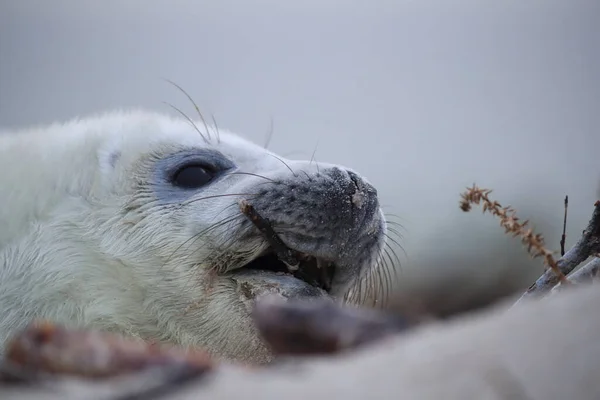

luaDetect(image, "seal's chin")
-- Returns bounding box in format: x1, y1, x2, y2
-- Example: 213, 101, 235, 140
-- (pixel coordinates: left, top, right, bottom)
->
227, 250, 338, 303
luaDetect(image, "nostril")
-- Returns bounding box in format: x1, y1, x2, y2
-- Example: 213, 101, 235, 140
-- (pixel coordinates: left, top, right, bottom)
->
347, 170, 361, 191
323, 167, 379, 214
346, 170, 377, 197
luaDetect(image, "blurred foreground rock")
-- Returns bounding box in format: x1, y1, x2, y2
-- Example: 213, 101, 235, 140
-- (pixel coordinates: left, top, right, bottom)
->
2, 282, 599, 400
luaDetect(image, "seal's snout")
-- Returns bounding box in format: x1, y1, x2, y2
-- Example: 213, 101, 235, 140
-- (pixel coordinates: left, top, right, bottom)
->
243, 164, 386, 296
252, 165, 385, 251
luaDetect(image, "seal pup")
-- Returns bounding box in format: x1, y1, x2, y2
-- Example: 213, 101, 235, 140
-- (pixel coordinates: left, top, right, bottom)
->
0, 109, 393, 364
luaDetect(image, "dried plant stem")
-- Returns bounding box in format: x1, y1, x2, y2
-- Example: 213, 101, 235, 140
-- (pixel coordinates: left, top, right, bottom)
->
459, 184, 569, 285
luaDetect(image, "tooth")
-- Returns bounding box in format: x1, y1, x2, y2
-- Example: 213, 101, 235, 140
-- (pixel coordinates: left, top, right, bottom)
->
316, 259, 325, 269
285, 262, 299, 272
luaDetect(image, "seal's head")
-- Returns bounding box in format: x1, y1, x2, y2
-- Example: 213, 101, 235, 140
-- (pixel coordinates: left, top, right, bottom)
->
0, 109, 391, 364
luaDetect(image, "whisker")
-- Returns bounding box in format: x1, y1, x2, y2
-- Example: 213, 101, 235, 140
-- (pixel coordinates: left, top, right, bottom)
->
386, 221, 408, 235
155, 193, 260, 276
344, 281, 361, 305
383, 230, 405, 254
380, 247, 397, 306
383, 240, 403, 278
266, 153, 296, 177
179, 211, 263, 281
210, 113, 221, 144
170, 214, 257, 286
180, 215, 248, 289
382, 211, 410, 225
378, 269, 389, 307
363, 269, 378, 306
182, 193, 259, 207
162, 101, 209, 144
208, 232, 263, 275
209, 202, 242, 223
178, 215, 248, 288
300, 170, 311, 180
356, 274, 368, 303
386, 230, 405, 250
163, 78, 213, 142
384, 226, 408, 262
160, 212, 242, 274
349, 260, 381, 306
311, 155, 321, 174
383, 214, 407, 225
309, 140, 320, 164
225, 171, 276, 183
367, 269, 379, 306
263, 117, 274, 149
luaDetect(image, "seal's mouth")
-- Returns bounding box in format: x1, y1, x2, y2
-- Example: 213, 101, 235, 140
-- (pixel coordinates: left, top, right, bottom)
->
241, 250, 337, 293
235, 199, 338, 295
236, 200, 336, 297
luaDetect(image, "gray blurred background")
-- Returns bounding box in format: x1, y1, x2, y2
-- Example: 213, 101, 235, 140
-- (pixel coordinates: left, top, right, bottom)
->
1, 0, 599, 316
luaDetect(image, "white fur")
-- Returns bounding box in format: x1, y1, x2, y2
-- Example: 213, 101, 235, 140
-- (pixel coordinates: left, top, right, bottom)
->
0, 110, 385, 364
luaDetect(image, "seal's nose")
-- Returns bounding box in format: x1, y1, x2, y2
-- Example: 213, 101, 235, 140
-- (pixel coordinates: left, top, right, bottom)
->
323, 167, 380, 237
346, 170, 378, 198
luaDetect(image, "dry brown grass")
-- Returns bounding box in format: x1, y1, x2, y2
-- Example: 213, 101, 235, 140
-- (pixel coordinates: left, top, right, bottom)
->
459, 184, 570, 285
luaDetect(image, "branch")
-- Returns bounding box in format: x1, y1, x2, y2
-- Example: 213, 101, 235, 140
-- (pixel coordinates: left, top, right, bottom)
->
552, 257, 600, 292
513, 200, 600, 305
567, 257, 600, 283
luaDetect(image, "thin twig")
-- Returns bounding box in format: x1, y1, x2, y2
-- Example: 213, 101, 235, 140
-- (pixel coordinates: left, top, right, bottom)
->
239, 199, 306, 268
560, 195, 568, 256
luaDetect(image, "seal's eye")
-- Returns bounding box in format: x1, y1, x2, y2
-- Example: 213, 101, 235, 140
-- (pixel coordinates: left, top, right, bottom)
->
171, 164, 215, 189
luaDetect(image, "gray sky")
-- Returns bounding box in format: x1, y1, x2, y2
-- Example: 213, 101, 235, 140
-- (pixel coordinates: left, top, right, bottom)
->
1, 0, 599, 307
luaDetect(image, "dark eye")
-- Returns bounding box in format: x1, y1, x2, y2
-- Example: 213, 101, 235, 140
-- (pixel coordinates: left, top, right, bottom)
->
171, 164, 215, 189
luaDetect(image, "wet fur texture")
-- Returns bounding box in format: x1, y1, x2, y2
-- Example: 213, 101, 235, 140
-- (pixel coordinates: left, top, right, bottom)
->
0, 110, 388, 364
